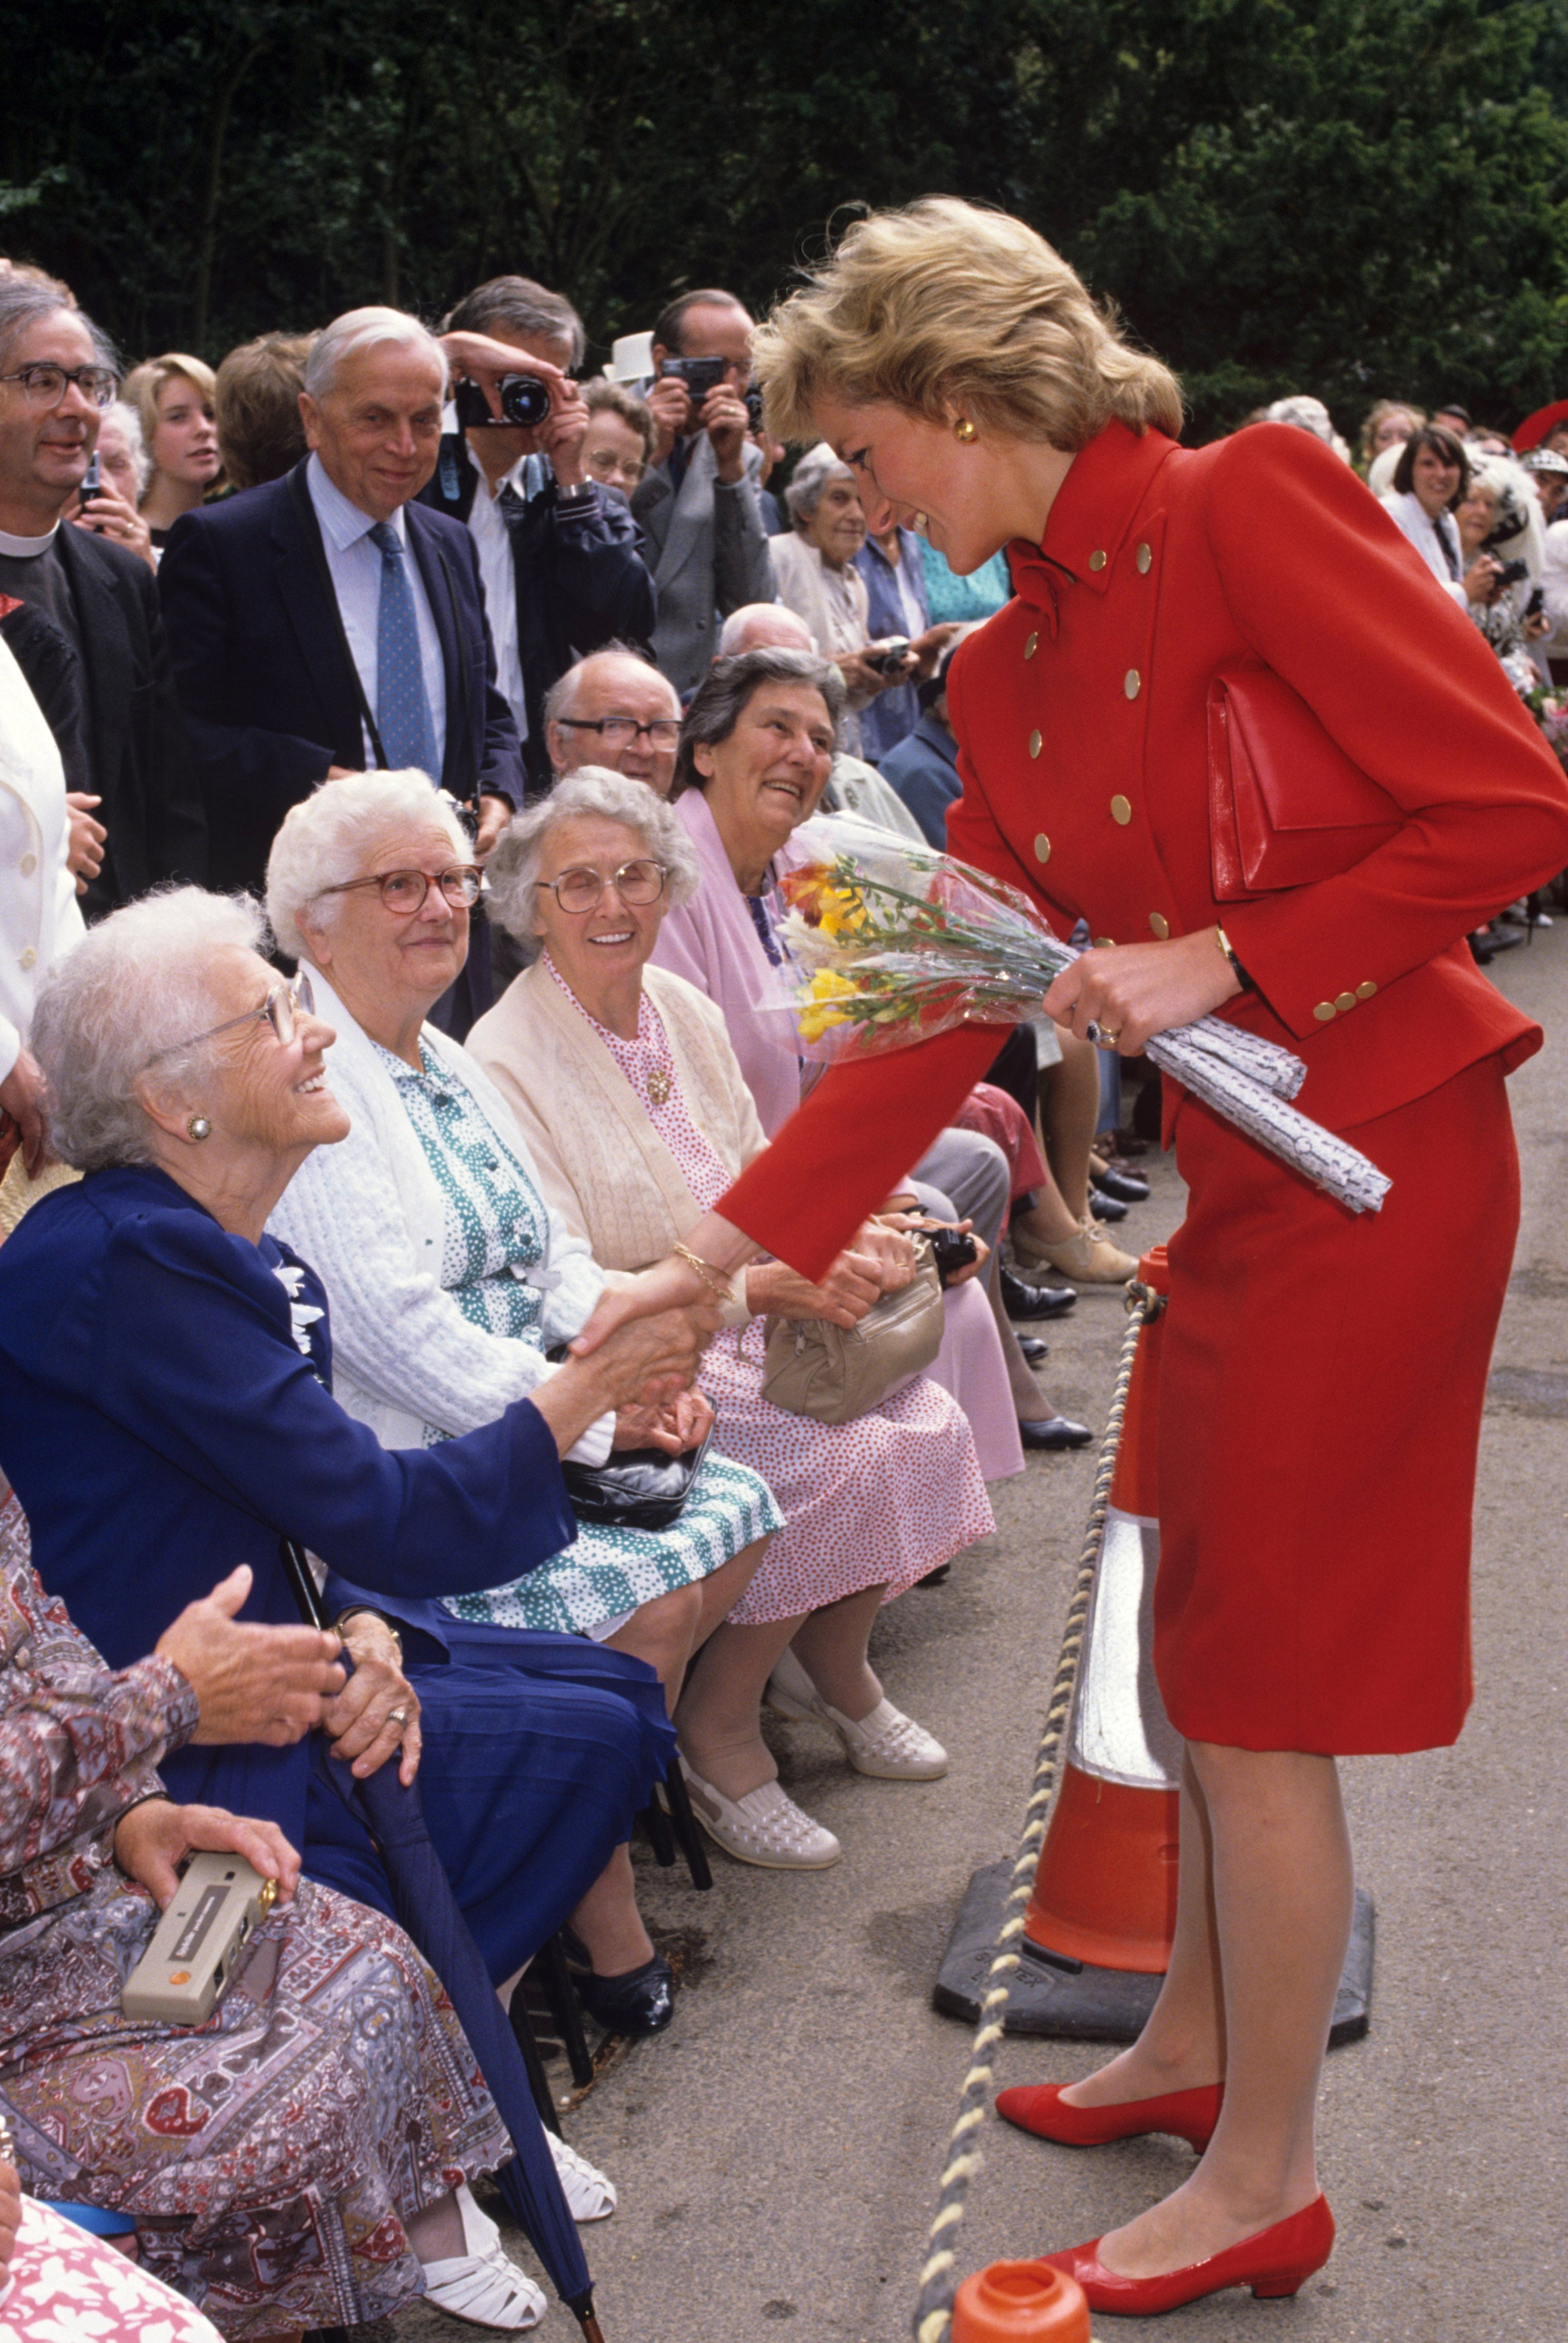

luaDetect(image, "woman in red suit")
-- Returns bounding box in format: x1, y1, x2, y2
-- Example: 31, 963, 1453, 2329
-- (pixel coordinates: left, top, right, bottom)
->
574, 201, 1568, 2312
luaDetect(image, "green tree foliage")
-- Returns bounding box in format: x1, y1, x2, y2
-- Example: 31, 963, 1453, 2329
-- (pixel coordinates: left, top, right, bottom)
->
4, 0, 1568, 440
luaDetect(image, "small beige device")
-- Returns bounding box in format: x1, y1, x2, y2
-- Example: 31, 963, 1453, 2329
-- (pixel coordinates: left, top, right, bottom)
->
122, 1851, 278, 2026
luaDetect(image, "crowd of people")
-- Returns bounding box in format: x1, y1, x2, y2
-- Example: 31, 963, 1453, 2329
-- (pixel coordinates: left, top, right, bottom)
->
0, 232, 1560, 2337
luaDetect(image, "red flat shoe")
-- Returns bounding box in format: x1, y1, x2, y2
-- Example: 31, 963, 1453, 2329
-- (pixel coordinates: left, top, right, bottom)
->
1037, 2193, 1335, 2315
996, 2080, 1223, 2151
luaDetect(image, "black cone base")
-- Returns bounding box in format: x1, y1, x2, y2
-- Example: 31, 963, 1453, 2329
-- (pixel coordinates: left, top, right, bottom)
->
933, 1860, 1374, 2046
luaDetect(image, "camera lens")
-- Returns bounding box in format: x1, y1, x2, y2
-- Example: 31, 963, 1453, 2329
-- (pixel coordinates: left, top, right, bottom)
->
499, 373, 551, 428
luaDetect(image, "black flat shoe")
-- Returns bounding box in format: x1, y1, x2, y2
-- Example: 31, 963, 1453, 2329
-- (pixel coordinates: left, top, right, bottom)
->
1086, 1187, 1129, 1222
1019, 1415, 1094, 1451
1092, 1166, 1149, 1204
1018, 1334, 1050, 1365
1000, 1265, 1078, 1321
570, 1950, 675, 2037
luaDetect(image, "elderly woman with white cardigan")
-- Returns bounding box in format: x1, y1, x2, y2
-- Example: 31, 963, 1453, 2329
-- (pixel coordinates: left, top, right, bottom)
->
467, 766, 996, 1872
264, 769, 779, 2016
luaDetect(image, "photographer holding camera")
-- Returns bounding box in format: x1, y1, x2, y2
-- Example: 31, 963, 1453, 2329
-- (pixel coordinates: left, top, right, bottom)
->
421, 277, 656, 795
632, 290, 775, 690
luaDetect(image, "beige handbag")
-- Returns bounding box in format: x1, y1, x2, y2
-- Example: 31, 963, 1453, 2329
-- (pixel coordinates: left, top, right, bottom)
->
760, 1239, 945, 1425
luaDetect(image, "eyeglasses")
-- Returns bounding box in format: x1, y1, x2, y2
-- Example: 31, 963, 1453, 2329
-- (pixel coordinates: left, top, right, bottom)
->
148, 970, 315, 1064
0, 362, 118, 412
553, 716, 680, 750
535, 859, 668, 913
320, 866, 483, 914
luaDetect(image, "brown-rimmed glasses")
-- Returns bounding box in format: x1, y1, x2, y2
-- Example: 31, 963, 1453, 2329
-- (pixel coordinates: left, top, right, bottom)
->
319, 867, 483, 914
147, 970, 315, 1065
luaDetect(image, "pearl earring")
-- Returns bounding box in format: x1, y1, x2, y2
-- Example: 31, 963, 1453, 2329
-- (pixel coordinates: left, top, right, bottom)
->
954, 418, 978, 443
187, 1115, 212, 1141
913, 510, 930, 535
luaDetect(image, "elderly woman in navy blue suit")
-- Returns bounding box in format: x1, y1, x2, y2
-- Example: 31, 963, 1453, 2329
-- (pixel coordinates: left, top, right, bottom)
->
0, 887, 708, 2045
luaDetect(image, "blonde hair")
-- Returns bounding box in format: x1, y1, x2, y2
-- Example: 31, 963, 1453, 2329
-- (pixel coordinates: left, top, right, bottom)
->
754, 198, 1182, 451
123, 352, 218, 456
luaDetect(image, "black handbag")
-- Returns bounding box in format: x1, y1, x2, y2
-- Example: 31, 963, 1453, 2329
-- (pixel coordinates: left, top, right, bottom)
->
561, 1422, 713, 1531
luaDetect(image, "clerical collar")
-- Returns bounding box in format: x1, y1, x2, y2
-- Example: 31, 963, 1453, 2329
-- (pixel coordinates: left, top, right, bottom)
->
0, 520, 59, 559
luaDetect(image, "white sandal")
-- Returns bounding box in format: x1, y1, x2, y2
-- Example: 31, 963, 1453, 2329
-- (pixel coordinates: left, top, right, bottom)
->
677, 1753, 841, 1868
420, 2183, 546, 2330
767, 1649, 948, 1779
549, 2128, 616, 2221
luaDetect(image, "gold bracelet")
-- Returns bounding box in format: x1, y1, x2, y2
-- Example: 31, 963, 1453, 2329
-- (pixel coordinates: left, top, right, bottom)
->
333, 1609, 403, 1667
672, 1242, 734, 1302
1214, 924, 1254, 994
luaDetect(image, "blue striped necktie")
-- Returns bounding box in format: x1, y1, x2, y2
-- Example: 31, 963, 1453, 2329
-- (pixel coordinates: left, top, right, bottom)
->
369, 520, 440, 776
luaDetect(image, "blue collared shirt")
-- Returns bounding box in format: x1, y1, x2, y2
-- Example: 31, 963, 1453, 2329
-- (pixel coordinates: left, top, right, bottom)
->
307, 453, 447, 769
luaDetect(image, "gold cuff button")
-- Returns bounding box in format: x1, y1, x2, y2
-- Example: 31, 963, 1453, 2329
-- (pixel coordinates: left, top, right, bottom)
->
1313, 1001, 1337, 1022
1093, 936, 1115, 949
1334, 991, 1356, 1014
1089, 549, 1107, 571
1034, 833, 1051, 864
1136, 541, 1153, 573
1356, 979, 1377, 1001
1110, 795, 1132, 826
1028, 729, 1042, 759
1024, 631, 1039, 660
1124, 669, 1141, 700
1149, 912, 1170, 940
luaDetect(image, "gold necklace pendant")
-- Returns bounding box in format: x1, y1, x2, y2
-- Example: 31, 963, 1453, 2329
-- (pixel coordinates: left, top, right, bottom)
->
647, 1065, 672, 1105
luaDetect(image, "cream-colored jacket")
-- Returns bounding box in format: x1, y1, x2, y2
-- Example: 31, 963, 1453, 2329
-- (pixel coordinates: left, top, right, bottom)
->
466, 959, 766, 1325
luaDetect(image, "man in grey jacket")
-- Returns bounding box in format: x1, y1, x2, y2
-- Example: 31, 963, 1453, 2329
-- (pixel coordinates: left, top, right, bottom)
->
632, 290, 774, 690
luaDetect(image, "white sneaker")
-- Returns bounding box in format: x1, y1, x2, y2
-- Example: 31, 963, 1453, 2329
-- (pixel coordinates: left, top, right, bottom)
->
549, 2128, 616, 2222
677, 1753, 841, 1868
421, 2183, 546, 2330
767, 1649, 948, 1780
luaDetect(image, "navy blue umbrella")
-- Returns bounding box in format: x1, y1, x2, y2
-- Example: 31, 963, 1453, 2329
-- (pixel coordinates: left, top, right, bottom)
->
279, 1538, 605, 2341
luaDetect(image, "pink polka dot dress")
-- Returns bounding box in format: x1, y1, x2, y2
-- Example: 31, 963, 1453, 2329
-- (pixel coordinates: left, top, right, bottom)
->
559, 962, 997, 1625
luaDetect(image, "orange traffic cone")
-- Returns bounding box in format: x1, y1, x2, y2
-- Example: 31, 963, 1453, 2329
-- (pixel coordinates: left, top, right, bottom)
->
1022, 1246, 1180, 1974
953, 2259, 1091, 2340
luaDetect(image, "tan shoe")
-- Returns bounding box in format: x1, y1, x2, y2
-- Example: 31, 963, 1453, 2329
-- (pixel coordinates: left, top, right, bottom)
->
1014, 1217, 1137, 1286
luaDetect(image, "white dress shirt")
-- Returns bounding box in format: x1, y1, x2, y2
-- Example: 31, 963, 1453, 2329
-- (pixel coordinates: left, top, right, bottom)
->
0, 636, 85, 1083
1381, 489, 1469, 610
306, 454, 447, 768
462, 452, 529, 742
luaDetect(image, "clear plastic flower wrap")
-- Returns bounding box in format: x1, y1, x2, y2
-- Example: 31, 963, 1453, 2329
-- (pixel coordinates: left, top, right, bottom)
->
768, 820, 1391, 1216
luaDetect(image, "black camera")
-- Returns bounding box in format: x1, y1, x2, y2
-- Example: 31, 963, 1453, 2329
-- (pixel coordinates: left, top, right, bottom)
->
862, 636, 913, 676
745, 385, 765, 432
1493, 556, 1530, 588
929, 1226, 979, 1287
454, 373, 551, 431
659, 355, 727, 405
78, 450, 102, 506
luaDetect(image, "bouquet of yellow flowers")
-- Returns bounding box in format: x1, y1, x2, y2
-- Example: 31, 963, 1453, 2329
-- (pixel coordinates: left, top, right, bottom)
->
771, 818, 1390, 1215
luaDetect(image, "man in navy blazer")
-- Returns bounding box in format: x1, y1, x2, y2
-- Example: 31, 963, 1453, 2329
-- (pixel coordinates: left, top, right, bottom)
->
159, 309, 525, 936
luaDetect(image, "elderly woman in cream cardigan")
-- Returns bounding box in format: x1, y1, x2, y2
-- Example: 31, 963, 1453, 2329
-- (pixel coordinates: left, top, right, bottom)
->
264, 772, 782, 2047
466, 767, 996, 1873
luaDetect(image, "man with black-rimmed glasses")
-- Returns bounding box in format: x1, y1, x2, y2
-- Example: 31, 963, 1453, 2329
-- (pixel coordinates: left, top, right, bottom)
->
545, 646, 683, 799
0, 271, 204, 919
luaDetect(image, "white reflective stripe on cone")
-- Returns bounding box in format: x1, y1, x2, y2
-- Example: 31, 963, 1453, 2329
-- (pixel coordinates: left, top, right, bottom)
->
1069, 1507, 1183, 1790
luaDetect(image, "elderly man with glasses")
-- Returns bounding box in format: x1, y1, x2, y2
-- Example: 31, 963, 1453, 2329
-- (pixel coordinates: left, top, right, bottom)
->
545, 645, 684, 798
0, 270, 205, 925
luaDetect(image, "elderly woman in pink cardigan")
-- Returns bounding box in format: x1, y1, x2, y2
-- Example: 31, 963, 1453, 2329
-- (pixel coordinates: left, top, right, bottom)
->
468, 764, 996, 1873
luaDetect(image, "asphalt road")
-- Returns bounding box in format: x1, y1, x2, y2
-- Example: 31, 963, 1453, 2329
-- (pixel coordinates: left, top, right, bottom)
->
389, 925, 1567, 2343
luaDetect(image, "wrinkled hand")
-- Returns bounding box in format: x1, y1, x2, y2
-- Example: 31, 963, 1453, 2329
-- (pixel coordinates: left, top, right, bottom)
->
854, 1216, 918, 1293
156, 1565, 345, 1747
699, 384, 750, 483
441, 331, 573, 442
591, 1306, 713, 1411
324, 1613, 421, 1785
113, 1798, 302, 1911
0, 1047, 48, 1177
645, 374, 689, 467
885, 1211, 987, 1286
748, 1247, 883, 1327
66, 790, 107, 892
0, 2154, 18, 2283
473, 793, 511, 860
68, 482, 155, 570
1043, 930, 1241, 1055
570, 1256, 723, 1355
837, 648, 896, 699
1463, 552, 1503, 606
613, 1385, 714, 1455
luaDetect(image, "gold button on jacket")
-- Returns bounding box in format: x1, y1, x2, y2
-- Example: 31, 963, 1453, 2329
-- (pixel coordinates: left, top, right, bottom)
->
1335, 990, 1357, 1014
1149, 912, 1170, 940
1024, 631, 1039, 660
1136, 541, 1153, 573
1028, 729, 1042, 759
1034, 833, 1051, 864
1089, 550, 1107, 571
1313, 1001, 1337, 1022
1124, 669, 1141, 700
1110, 795, 1132, 826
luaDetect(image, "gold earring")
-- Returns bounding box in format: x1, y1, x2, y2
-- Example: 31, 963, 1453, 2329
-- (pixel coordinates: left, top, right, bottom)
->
188, 1115, 211, 1141
954, 418, 978, 443
913, 511, 930, 535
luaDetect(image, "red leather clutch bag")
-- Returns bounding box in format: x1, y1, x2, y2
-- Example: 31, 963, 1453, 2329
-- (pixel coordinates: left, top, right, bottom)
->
1207, 662, 1402, 899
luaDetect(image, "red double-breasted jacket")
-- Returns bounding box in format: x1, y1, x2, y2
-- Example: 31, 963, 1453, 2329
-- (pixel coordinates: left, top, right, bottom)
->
722, 420, 1568, 1277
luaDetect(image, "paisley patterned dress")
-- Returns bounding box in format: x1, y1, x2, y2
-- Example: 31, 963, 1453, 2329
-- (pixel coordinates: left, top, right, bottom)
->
377, 1043, 782, 1638
0, 1495, 509, 2337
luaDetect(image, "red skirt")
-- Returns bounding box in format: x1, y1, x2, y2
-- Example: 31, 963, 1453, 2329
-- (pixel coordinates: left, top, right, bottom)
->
1154, 1053, 1517, 1755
